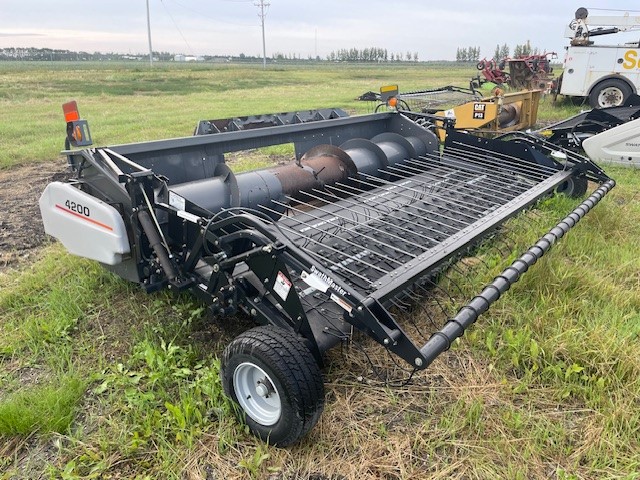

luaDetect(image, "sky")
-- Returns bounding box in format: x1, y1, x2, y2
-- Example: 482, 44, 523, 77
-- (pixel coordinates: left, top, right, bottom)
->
1, 1, 640, 61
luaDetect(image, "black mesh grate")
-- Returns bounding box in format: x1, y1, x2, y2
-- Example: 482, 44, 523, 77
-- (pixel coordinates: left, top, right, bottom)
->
259, 141, 560, 300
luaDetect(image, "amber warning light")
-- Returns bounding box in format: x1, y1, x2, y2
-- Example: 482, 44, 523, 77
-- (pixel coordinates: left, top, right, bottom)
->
62, 100, 92, 147
62, 101, 80, 123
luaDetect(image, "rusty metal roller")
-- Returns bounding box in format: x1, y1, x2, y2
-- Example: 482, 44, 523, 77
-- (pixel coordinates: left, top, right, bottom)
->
170, 132, 433, 215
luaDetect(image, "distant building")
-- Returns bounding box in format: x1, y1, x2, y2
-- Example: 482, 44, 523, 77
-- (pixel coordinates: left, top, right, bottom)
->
174, 54, 205, 62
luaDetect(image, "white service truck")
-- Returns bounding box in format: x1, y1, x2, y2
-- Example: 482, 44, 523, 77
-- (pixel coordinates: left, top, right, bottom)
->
558, 7, 640, 108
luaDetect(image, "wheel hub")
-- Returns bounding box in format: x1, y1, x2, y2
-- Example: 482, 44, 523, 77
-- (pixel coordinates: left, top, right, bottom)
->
599, 87, 623, 107
233, 362, 282, 426
255, 379, 270, 398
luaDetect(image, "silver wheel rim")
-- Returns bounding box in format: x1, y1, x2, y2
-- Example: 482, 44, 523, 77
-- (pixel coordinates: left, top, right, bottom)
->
233, 362, 281, 426
598, 87, 623, 107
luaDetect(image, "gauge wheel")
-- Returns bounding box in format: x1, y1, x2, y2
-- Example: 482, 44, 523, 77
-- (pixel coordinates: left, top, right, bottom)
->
556, 176, 588, 198
221, 326, 324, 446
589, 79, 632, 108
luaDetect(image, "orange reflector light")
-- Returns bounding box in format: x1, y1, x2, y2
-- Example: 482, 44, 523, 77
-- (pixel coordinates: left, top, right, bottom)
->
63, 101, 80, 123
74, 125, 83, 142
388, 97, 398, 108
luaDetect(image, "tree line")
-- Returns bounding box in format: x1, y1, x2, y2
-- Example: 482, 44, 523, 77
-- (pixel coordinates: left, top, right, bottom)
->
491, 40, 542, 61
455, 41, 545, 63
326, 48, 418, 62
0, 47, 176, 62
2, 46, 421, 63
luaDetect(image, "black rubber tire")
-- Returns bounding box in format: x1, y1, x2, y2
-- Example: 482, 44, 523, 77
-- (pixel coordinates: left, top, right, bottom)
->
221, 326, 324, 446
556, 176, 588, 198
476, 61, 485, 71
588, 79, 632, 108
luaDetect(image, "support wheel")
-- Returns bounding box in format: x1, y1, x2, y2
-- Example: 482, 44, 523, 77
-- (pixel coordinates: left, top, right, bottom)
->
589, 79, 632, 108
221, 326, 324, 446
556, 176, 588, 198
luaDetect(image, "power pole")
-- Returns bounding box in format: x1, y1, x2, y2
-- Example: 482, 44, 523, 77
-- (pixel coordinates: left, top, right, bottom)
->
255, 0, 269, 69
146, 0, 153, 66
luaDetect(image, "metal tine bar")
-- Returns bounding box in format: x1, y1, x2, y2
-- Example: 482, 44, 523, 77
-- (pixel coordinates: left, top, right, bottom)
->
364, 167, 504, 216
443, 145, 554, 180
404, 152, 532, 198
313, 185, 450, 242
442, 138, 559, 174
268, 200, 407, 270
405, 283, 443, 329
298, 189, 442, 245
415, 283, 450, 317
398, 161, 525, 209
383, 165, 518, 214
323, 183, 457, 239
415, 153, 544, 206
333, 180, 472, 230
358, 168, 489, 223
398, 158, 527, 200
389, 298, 409, 312
282, 194, 426, 258
441, 271, 466, 297
349, 172, 481, 225
381, 158, 516, 204
388, 296, 407, 308
321, 183, 409, 219
258, 204, 383, 284
448, 139, 561, 174
492, 235, 512, 258
420, 146, 551, 185
302, 184, 383, 213
408, 287, 442, 330
419, 304, 441, 330
276, 196, 410, 261
404, 289, 439, 337
392, 281, 415, 304
295, 188, 395, 228
446, 142, 558, 176
444, 147, 552, 183
403, 314, 428, 342
403, 288, 426, 306
425, 277, 457, 304
411, 148, 528, 188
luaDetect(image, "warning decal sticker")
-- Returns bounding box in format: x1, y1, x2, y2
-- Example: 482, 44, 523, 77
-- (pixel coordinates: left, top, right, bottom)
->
273, 271, 292, 301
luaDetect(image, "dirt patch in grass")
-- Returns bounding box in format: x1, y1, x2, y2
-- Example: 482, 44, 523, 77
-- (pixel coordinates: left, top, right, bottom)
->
0, 162, 69, 272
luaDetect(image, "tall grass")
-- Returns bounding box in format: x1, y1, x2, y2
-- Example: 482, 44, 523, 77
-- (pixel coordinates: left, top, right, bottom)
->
0, 375, 86, 435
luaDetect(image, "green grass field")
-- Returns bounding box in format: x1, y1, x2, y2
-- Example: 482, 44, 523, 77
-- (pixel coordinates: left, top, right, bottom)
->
1, 62, 639, 479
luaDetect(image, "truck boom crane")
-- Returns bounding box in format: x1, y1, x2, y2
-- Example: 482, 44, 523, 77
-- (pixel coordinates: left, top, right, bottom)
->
566, 7, 640, 46
557, 7, 640, 108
